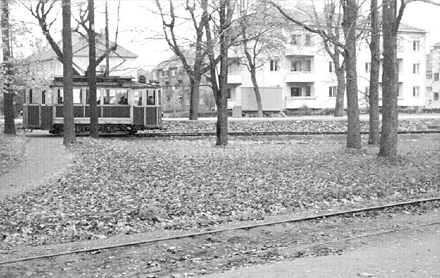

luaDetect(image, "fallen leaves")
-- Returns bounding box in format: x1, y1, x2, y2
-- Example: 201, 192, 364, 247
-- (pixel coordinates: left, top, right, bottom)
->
0, 120, 439, 248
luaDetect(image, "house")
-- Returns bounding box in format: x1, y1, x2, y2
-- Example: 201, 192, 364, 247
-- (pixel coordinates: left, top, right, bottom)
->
28, 33, 139, 78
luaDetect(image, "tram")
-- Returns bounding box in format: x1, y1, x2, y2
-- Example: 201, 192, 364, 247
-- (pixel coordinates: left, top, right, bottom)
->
22, 76, 162, 135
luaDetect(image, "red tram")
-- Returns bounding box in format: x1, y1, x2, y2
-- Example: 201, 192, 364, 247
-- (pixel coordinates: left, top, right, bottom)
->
22, 76, 162, 135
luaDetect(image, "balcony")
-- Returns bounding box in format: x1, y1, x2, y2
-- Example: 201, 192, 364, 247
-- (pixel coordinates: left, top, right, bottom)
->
285, 72, 316, 83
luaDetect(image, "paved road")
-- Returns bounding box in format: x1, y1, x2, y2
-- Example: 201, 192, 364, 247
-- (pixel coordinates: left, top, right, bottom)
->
202, 222, 440, 278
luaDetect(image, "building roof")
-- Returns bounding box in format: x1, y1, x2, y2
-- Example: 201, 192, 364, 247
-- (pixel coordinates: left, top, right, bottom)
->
152, 49, 195, 71
30, 33, 138, 61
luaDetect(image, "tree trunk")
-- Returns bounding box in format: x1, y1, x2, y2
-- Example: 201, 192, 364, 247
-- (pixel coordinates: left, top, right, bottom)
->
379, 0, 398, 156
342, 0, 361, 149
1, 0, 15, 135
334, 66, 345, 117
88, 0, 99, 138
62, 0, 76, 145
244, 49, 263, 118
368, 0, 380, 145
189, 73, 201, 120
250, 68, 263, 118
215, 0, 230, 146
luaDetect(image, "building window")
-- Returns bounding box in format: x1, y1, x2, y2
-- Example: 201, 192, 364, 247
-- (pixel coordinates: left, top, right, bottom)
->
413, 63, 420, 74
426, 72, 433, 79
291, 34, 302, 45
427, 87, 432, 94
413, 86, 420, 97
305, 86, 311, 97
365, 86, 370, 96
413, 40, 420, 51
397, 59, 403, 74
162, 70, 169, 77
227, 89, 232, 99
270, 59, 279, 71
165, 81, 169, 89
365, 62, 371, 73
435, 73, 439, 81
291, 86, 312, 97
434, 92, 439, 101
291, 57, 312, 72
304, 34, 311, 46
170, 68, 177, 76
397, 38, 404, 51
329, 86, 337, 97
291, 87, 301, 97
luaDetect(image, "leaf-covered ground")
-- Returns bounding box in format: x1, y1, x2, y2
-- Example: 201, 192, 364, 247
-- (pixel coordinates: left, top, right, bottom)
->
0, 132, 439, 248
0, 133, 27, 177
145, 118, 440, 134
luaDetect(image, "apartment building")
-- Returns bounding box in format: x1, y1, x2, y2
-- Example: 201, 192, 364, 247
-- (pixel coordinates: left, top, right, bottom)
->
227, 22, 428, 114
425, 43, 440, 108
152, 21, 428, 116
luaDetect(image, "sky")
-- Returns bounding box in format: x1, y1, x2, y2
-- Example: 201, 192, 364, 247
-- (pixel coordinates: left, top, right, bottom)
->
11, 0, 440, 71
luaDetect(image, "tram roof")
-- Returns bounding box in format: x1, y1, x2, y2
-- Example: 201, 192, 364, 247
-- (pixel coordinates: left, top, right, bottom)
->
50, 76, 160, 89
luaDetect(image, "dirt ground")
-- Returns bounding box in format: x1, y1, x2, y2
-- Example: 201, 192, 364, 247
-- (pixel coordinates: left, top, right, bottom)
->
1, 201, 439, 277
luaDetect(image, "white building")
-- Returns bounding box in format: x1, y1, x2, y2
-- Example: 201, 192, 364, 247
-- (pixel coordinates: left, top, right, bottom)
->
425, 43, 440, 109
28, 33, 139, 78
226, 22, 428, 114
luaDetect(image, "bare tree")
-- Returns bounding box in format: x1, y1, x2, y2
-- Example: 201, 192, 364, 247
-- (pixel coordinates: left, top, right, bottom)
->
1, 0, 16, 134
204, 0, 235, 146
341, 0, 361, 149
269, 0, 347, 117
62, 0, 76, 145
368, 0, 380, 145
155, 0, 210, 121
238, 0, 283, 118
270, 0, 361, 148
378, 0, 406, 156
87, 0, 98, 138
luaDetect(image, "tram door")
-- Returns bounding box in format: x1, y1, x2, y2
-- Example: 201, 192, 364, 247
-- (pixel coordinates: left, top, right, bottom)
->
133, 90, 145, 126
23, 89, 53, 129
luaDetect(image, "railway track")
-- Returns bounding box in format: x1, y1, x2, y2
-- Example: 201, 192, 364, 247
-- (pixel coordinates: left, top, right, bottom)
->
136, 129, 440, 137
1, 196, 439, 266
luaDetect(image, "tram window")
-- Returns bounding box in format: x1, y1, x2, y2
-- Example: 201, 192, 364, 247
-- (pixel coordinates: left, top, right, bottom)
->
116, 89, 129, 105
58, 89, 63, 104
73, 89, 82, 104
42, 90, 46, 104
157, 90, 162, 105
147, 90, 155, 105
103, 89, 116, 104
134, 90, 143, 106
29, 89, 41, 104
29, 89, 33, 104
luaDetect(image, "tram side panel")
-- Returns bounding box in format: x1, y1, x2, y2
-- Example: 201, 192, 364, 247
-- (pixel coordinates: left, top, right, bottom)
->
41, 106, 53, 130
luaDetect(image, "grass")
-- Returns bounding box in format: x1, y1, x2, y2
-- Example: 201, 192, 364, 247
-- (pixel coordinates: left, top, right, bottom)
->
0, 133, 439, 248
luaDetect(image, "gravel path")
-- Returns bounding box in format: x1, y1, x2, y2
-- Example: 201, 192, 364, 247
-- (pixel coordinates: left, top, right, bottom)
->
202, 219, 440, 278
0, 131, 72, 201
